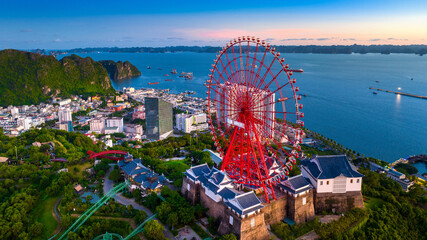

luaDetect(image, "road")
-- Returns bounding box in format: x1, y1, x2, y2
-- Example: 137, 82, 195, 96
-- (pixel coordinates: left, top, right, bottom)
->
104, 167, 175, 239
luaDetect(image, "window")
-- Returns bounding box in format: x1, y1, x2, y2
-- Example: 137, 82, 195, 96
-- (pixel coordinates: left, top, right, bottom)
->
229, 216, 233, 225
350, 179, 353, 183
302, 197, 307, 206
187, 183, 190, 191
357, 179, 360, 183
327, 181, 330, 185
320, 181, 323, 185
251, 218, 255, 227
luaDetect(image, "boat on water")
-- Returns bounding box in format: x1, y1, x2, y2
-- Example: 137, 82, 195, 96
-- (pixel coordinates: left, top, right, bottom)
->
165, 79, 174, 82
148, 82, 159, 85
180, 72, 193, 79
147, 66, 152, 69
373, 92, 378, 94
164, 74, 169, 76
171, 69, 177, 74
184, 90, 196, 94
375, 80, 380, 83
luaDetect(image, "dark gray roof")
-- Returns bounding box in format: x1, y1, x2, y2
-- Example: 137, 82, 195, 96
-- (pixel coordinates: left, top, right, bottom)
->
278, 175, 312, 194
121, 161, 137, 175
199, 175, 219, 193
190, 164, 211, 177
218, 188, 237, 199
130, 167, 150, 176
118, 160, 126, 167
206, 168, 225, 185
301, 155, 363, 179
224, 192, 264, 215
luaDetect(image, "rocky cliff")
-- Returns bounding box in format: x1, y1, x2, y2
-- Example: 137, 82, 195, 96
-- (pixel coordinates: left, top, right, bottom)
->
99, 60, 141, 80
0, 49, 116, 107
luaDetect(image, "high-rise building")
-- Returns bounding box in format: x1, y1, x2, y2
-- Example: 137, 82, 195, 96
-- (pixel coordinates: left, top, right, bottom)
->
106, 117, 124, 133
10, 107, 19, 117
17, 117, 32, 131
176, 113, 208, 133
59, 121, 74, 132
145, 97, 173, 140
58, 108, 72, 122
90, 117, 105, 134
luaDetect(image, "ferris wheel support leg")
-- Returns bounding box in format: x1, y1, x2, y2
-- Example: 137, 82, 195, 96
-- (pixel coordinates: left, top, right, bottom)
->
220, 125, 240, 171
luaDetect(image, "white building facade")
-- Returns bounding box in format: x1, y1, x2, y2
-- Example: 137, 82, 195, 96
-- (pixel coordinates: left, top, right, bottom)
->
106, 117, 124, 133
176, 113, 208, 133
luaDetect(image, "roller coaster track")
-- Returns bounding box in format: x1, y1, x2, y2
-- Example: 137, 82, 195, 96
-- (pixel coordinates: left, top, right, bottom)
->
57, 181, 130, 240
87, 150, 129, 161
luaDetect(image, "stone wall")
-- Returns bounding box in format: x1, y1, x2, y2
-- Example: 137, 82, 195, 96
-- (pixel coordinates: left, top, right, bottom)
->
262, 196, 287, 225
314, 191, 364, 213
181, 177, 198, 205
198, 186, 226, 219
218, 208, 269, 240
287, 190, 315, 224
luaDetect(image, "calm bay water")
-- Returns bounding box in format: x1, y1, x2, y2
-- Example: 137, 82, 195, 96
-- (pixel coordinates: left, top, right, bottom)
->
59, 52, 427, 173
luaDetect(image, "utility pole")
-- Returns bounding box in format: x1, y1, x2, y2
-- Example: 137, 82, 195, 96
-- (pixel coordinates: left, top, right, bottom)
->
15, 146, 18, 161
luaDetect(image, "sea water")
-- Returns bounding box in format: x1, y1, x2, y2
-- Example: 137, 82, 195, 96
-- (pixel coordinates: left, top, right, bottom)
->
58, 52, 427, 173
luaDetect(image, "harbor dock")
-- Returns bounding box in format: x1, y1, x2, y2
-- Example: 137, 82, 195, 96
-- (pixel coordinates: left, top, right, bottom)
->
369, 87, 427, 99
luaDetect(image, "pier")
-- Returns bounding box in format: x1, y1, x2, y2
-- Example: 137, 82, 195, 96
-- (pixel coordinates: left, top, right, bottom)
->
369, 87, 427, 99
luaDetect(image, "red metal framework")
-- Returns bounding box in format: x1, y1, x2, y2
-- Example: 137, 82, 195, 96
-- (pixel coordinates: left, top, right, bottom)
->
87, 150, 129, 161
205, 36, 304, 202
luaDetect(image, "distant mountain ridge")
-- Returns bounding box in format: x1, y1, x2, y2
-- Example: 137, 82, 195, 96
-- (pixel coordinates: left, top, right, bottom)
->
0, 49, 140, 107
44, 44, 427, 56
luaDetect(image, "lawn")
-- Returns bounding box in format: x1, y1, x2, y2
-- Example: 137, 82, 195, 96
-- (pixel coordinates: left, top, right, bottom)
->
32, 195, 59, 240
74, 161, 93, 178
364, 197, 384, 210
164, 160, 189, 171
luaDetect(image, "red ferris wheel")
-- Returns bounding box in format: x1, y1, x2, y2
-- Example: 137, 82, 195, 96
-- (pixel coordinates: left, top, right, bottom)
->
205, 36, 304, 202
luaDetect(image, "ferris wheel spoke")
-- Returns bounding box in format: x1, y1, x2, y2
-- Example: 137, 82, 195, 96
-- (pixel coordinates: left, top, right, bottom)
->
256, 55, 278, 90
207, 37, 301, 202
223, 49, 239, 85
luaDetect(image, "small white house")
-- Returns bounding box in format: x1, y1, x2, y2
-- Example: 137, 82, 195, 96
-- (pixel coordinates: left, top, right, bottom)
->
301, 155, 363, 194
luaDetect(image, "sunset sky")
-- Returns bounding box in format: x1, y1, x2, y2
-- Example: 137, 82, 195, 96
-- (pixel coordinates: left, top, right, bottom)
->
1, 0, 426, 49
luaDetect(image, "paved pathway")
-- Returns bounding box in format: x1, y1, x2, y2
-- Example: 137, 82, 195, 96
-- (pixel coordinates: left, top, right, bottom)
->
104, 167, 175, 239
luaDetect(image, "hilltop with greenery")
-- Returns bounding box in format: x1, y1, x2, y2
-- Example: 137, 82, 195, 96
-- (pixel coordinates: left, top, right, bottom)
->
0, 49, 115, 107
99, 60, 141, 80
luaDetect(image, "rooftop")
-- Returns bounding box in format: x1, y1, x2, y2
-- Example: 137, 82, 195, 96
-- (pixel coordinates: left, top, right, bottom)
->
301, 155, 363, 179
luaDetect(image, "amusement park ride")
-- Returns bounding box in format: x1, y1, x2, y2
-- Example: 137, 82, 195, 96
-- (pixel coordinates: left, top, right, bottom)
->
54, 36, 303, 239
206, 36, 303, 202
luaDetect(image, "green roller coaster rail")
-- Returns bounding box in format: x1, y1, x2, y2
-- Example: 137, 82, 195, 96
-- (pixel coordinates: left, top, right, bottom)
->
92, 232, 124, 240
123, 213, 157, 240
57, 181, 130, 240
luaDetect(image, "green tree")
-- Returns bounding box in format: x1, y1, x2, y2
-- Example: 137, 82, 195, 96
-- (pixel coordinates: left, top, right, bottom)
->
108, 169, 121, 182
144, 220, 165, 240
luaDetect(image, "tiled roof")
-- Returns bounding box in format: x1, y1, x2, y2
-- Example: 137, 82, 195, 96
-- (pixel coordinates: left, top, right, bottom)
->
302, 155, 363, 179
278, 175, 312, 194
121, 161, 137, 175
218, 188, 238, 199
190, 163, 211, 177
225, 192, 264, 215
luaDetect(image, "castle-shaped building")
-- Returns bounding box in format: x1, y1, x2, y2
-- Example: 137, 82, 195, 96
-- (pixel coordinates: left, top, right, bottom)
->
181, 155, 364, 240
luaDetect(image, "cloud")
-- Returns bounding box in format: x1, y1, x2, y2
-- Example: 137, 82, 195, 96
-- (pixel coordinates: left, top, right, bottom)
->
369, 38, 382, 42
54, 38, 61, 42
265, 38, 275, 41
280, 38, 314, 41
342, 38, 357, 41
316, 38, 330, 41
20, 29, 33, 32
167, 37, 184, 40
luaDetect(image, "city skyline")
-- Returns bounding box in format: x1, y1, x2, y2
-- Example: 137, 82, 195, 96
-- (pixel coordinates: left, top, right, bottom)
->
1, 0, 427, 49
